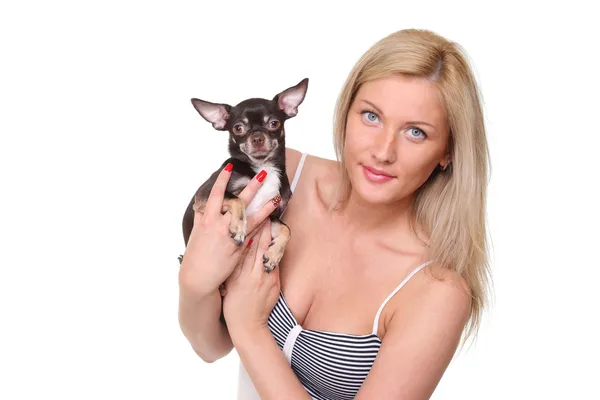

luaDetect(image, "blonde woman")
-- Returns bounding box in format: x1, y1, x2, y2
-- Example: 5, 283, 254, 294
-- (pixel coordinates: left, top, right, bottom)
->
178, 28, 492, 400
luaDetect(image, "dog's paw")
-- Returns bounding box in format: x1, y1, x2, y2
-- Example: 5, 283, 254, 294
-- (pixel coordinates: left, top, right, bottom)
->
223, 197, 247, 246
263, 255, 276, 273
263, 244, 284, 273
229, 213, 247, 246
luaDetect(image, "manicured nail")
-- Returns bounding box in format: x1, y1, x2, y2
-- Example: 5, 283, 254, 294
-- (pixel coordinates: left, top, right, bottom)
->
247, 239, 254, 247
256, 170, 267, 182
271, 194, 282, 207
224, 163, 233, 172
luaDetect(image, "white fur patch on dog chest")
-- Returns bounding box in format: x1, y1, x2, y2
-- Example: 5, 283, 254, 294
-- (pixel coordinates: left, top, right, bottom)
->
245, 163, 281, 216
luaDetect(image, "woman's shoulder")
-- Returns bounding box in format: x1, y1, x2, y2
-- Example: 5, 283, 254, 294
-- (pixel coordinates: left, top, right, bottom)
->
284, 147, 303, 183
384, 263, 471, 337
284, 147, 339, 184
283, 147, 341, 216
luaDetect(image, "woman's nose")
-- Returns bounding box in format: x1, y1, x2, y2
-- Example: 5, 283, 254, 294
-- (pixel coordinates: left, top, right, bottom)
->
370, 128, 397, 164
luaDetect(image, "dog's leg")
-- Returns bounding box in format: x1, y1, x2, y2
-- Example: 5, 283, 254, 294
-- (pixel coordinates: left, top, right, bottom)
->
263, 217, 291, 273
192, 192, 247, 246
192, 194, 207, 214
221, 196, 247, 246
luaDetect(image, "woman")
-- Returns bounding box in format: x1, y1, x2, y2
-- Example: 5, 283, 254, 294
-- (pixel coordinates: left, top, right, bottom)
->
178, 28, 491, 399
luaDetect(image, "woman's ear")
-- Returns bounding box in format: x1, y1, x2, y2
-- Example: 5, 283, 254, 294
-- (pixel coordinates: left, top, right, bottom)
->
439, 153, 452, 170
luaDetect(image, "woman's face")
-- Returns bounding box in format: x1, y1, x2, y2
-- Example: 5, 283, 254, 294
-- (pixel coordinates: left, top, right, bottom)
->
343, 74, 451, 206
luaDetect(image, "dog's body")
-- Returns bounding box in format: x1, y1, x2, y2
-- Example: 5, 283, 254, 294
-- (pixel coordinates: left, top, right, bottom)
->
179, 78, 309, 273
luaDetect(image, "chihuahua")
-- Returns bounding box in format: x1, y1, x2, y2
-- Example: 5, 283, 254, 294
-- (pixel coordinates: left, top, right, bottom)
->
178, 78, 309, 273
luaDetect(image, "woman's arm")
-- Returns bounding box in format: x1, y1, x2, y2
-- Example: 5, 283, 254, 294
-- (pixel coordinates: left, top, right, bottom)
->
233, 327, 312, 400
222, 221, 311, 399
178, 286, 233, 363
354, 270, 471, 399
177, 163, 279, 363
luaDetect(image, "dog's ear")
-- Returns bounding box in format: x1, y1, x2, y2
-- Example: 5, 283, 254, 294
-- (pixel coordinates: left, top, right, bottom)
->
191, 99, 231, 130
273, 78, 309, 118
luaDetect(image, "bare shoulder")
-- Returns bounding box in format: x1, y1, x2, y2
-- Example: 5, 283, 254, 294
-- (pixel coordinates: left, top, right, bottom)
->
284, 147, 338, 185
388, 265, 471, 338
409, 265, 470, 311
284, 147, 305, 184
356, 265, 471, 399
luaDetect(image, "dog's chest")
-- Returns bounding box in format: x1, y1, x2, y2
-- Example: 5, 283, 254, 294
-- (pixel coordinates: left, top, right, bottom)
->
245, 163, 281, 216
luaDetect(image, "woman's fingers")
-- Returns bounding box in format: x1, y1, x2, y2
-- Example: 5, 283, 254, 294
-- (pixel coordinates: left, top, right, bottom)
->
204, 162, 233, 218
237, 169, 267, 205
227, 233, 259, 287
193, 207, 205, 225
197, 164, 279, 241
247, 194, 281, 234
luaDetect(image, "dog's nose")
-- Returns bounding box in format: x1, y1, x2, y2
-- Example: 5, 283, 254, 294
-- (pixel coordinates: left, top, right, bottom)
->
252, 134, 265, 146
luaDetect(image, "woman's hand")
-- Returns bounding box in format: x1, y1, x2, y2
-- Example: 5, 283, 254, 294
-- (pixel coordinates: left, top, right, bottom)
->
222, 219, 281, 341
178, 163, 279, 300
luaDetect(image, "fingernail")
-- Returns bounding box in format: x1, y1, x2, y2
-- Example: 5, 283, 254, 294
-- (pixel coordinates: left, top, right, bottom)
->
256, 170, 267, 182
271, 194, 282, 207
224, 163, 233, 172
247, 239, 254, 247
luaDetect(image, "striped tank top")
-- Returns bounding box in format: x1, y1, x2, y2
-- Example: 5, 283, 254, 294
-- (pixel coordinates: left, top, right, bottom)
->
236, 153, 433, 399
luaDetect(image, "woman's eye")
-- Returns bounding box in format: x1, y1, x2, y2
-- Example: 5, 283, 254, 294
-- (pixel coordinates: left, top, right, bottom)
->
407, 127, 426, 140
362, 111, 380, 124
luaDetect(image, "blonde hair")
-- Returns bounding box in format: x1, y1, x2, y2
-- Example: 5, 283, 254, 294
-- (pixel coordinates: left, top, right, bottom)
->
331, 28, 492, 347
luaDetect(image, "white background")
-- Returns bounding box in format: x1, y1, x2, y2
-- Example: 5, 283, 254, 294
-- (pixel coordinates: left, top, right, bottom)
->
1, 1, 599, 399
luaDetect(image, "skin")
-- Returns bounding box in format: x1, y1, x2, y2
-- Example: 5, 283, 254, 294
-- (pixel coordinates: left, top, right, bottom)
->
179, 74, 472, 399
178, 167, 279, 362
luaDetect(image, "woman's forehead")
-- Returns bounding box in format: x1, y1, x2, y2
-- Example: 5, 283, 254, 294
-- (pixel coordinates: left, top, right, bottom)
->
354, 76, 447, 127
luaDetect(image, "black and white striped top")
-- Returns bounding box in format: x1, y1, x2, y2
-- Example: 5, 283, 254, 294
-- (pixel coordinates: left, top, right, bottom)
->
266, 260, 433, 400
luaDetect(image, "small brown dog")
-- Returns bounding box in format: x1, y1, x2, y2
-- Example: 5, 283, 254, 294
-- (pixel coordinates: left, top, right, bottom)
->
179, 78, 309, 272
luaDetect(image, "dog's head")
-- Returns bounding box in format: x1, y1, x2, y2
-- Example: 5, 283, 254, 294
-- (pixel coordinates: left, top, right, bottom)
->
191, 78, 308, 165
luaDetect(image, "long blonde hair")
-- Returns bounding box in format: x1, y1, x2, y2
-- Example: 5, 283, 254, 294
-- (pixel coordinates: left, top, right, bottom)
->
331, 28, 492, 346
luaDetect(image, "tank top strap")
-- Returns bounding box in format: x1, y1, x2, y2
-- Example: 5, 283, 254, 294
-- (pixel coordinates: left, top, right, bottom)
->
371, 260, 435, 335
290, 152, 307, 193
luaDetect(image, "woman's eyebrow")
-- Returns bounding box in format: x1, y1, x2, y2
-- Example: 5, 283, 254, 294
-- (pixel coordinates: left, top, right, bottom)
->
359, 99, 436, 129
358, 99, 385, 116
406, 120, 436, 129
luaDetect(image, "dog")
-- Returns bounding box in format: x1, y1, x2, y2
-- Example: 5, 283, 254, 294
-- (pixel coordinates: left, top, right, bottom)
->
178, 78, 309, 274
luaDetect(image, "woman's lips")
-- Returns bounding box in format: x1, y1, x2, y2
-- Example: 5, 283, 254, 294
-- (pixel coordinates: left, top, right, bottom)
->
362, 165, 395, 183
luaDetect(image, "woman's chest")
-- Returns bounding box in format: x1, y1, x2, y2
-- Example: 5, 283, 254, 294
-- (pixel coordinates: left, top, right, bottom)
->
277, 215, 405, 336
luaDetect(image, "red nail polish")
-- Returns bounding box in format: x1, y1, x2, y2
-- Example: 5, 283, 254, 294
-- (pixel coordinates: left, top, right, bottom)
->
256, 170, 267, 182
224, 163, 233, 172
247, 239, 254, 247
271, 194, 282, 207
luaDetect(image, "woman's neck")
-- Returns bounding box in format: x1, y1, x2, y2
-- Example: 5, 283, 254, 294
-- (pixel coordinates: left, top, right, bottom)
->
335, 188, 415, 235
315, 159, 418, 239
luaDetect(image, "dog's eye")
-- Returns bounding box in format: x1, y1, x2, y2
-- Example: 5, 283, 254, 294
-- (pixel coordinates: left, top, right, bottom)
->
233, 124, 245, 135
268, 120, 280, 130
